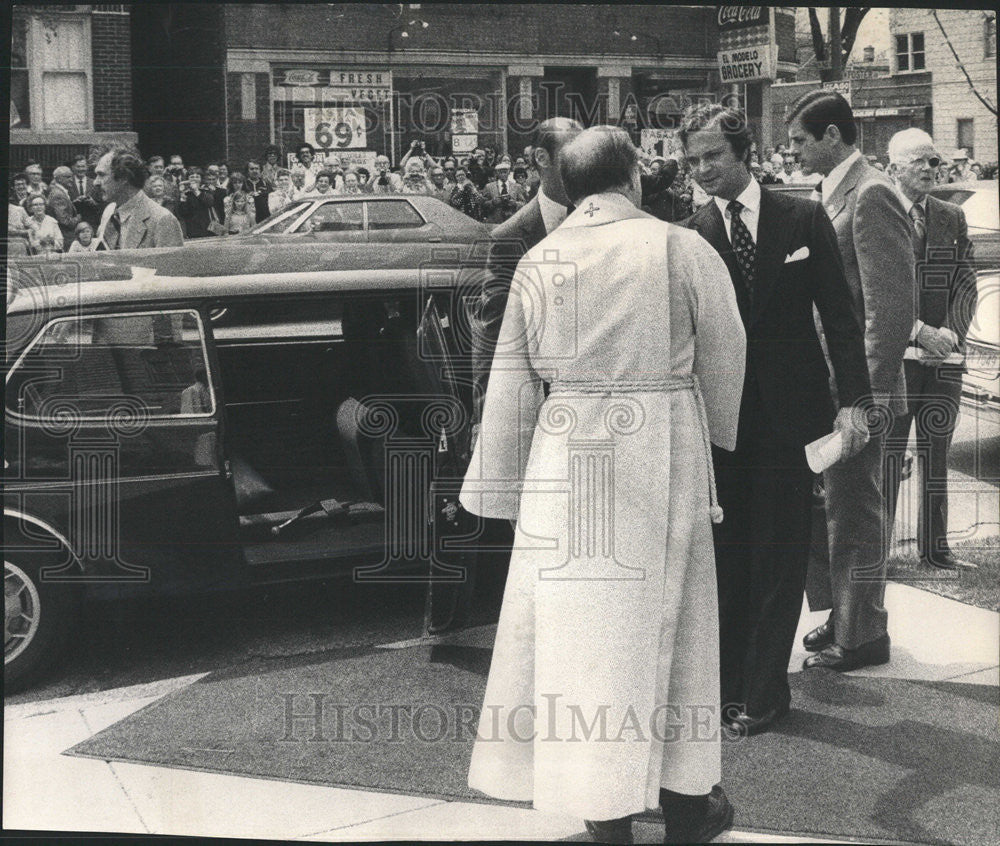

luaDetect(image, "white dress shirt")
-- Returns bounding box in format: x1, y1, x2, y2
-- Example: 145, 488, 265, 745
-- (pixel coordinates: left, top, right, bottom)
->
821, 149, 863, 200
713, 177, 761, 244
537, 187, 569, 234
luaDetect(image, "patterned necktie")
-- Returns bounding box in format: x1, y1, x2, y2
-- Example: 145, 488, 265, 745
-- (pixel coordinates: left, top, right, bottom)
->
105, 211, 122, 249
909, 204, 926, 262
727, 199, 756, 302
499, 180, 508, 196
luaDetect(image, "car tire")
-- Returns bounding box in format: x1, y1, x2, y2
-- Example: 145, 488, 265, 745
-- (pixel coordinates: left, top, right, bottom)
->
4, 557, 80, 692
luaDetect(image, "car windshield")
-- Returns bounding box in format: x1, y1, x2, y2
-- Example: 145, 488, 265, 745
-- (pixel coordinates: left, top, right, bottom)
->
250, 201, 313, 234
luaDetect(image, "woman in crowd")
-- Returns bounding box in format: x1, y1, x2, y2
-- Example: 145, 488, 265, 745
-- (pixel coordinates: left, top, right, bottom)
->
10, 173, 31, 208
341, 170, 364, 195
268, 169, 296, 214
8, 189, 32, 256
25, 194, 63, 255
448, 166, 484, 221
223, 186, 255, 235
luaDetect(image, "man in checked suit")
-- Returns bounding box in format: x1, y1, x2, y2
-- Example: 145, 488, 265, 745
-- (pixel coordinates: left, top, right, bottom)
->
883, 128, 978, 571
788, 90, 916, 672
92, 146, 184, 250
681, 104, 870, 735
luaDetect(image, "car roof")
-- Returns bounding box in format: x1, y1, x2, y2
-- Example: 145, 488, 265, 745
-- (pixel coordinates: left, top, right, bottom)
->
7, 241, 490, 316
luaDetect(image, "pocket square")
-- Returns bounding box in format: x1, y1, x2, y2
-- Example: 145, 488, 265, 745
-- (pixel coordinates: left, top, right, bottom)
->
785, 246, 810, 263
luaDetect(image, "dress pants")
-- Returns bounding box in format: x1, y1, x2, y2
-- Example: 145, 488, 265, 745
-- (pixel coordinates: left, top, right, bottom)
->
884, 359, 963, 560
712, 379, 813, 716
808, 429, 889, 650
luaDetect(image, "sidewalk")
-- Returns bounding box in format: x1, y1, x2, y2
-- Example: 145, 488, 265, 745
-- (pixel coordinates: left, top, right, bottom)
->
5, 582, 997, 843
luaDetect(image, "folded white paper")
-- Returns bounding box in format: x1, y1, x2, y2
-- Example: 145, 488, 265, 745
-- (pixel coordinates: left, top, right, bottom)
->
805, 430, 843, 473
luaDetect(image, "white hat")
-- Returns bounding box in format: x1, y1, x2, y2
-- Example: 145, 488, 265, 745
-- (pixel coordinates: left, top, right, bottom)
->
952, 148, 969, 161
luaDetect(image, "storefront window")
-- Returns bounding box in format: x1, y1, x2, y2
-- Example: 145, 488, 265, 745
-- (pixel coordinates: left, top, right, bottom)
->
11, 17, 31, 128
393, 69, 503, 160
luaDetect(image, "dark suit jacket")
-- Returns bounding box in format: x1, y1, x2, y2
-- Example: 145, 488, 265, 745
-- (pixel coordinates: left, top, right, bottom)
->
919, 194, 977, 345
67, 176, 103, 229
472, 195, 548, 421
686, 186, 870, 447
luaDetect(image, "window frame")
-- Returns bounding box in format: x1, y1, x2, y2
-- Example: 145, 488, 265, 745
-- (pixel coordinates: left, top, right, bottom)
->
986, 13, 997, 59
956, 118, 975, 161
5, 308, 217, 423
364, 198, 428, 231
894, 31, 926, 74
10, 10, 94, 133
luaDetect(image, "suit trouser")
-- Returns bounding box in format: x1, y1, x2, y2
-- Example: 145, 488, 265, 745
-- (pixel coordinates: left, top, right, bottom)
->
884, 360, 963, 560
808, 431, 889, 650
712, 388, 813, 716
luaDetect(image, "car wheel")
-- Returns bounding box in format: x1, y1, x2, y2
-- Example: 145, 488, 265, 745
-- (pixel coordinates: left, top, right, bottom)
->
4, 558, 79, 691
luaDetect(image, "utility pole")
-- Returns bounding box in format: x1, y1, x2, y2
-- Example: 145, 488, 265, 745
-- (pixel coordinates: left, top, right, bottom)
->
829, 7, 843, 80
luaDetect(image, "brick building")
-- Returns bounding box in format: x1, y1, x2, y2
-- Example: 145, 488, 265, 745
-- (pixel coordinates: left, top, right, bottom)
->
889, 8, 996, 163
10, 4, 138, 173
129, 4, 796, 170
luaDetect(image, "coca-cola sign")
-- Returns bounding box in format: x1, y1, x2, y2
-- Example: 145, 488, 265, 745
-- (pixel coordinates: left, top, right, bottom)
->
717, 6, 769, 31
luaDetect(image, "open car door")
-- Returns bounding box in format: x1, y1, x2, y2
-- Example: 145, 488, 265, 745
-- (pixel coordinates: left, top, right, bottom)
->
414, 294, 479, 634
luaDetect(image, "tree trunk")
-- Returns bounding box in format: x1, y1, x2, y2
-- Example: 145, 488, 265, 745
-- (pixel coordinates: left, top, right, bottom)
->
829, 7, 843, 80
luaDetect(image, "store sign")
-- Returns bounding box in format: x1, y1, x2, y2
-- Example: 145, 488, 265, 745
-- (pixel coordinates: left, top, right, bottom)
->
717, 6, 769, 31
273, 68, 392, 104
640, 129, 680, 159
718, 45, 776, 82
822, 80, 852, 106
451, 108, 478, 153
304, 107, 367, 149
717, 5, 776, 83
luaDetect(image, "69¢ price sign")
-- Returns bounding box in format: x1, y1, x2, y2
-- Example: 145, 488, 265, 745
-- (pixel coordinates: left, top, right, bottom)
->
304, 107, 367, 150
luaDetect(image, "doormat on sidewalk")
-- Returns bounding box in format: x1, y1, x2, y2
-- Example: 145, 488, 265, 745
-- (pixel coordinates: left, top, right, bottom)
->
68, 647, 999, 844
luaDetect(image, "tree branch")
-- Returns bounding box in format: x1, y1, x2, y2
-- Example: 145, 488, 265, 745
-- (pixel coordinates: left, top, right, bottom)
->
808, 8, 827, 61
841, 8, 870, 61
932, 10, 997, 117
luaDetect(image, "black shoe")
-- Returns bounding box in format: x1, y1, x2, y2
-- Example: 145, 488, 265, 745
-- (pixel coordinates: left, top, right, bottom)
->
803, 620, 834, 652
662, 785, 734, 844
584, 816, 633, 844
921, 551, 978, 570
802, 634, 890, 671
727, 702, 790, 737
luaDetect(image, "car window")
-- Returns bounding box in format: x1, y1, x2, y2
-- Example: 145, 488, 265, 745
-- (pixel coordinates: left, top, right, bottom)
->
6, 311, 214, 419
211, 297, 344, 342
366, 200, 425, 230
299, 201, 364, 232
252, 201, 312, 234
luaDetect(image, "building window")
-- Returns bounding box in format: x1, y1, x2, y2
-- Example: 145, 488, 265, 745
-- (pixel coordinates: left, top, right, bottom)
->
987, 14, 997, 58
895, 32, 925, 72
956, 119, 974, 160
11, 11, 93, 132
11, 18, 31, 128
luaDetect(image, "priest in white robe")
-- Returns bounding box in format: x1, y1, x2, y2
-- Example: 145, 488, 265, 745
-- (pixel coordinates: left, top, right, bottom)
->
460, 126, 746, 843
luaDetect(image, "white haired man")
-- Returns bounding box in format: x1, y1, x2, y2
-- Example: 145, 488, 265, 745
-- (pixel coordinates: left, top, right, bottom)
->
883, 128, 978, 570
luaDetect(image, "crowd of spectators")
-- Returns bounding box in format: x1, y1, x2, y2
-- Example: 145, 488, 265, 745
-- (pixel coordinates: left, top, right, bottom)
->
7, 139, 995, 255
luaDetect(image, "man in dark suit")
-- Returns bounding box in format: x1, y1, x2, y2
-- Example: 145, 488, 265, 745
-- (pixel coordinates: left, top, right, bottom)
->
68, 153, 102, 229
883, 128, 978, 570
681, 104, 870, 735
788, 90, 916, 672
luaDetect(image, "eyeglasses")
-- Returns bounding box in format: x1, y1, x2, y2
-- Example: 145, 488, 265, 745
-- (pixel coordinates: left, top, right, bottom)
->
900, 156, 941, 168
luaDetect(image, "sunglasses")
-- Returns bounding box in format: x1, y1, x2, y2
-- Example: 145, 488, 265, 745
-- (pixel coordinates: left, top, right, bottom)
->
905, 156, 941, 168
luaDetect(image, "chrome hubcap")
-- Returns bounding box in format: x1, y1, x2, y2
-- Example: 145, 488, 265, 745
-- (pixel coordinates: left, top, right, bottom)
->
5, 561, 40, 664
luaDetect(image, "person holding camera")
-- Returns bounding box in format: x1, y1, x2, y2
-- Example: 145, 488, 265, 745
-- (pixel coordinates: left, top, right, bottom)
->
448, 166, 484, 220
177, 167, 217, 238
400, 139, 435, 172
400, 157, 433, 195
368, 154, 402, 194
481, 160, 525, 223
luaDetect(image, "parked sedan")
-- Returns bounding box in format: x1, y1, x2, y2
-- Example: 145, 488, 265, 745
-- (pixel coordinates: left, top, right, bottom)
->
193, 195, 489, 247
929, 181, 1000, 266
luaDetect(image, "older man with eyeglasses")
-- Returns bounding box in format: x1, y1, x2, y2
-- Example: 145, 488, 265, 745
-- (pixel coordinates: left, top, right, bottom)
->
882, 128, 978, 571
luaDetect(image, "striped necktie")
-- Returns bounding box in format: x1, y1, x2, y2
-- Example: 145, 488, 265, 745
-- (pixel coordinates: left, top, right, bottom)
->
909, 204, 926, 262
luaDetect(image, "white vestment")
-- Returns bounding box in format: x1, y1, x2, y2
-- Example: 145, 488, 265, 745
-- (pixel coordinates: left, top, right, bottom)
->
460, 192, 746, 820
